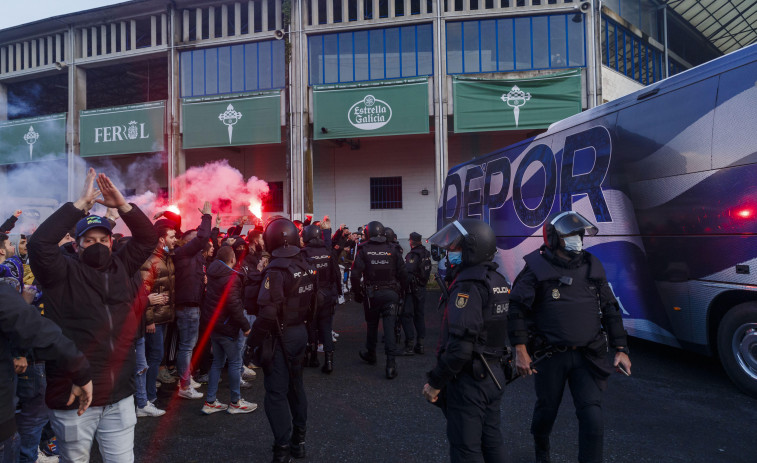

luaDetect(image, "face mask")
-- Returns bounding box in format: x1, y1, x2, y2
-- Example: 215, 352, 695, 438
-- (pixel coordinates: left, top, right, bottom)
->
163, 245, 170, 253
563, 235, 583, 254
448, 251, 463, 266
81, 243, 111, 269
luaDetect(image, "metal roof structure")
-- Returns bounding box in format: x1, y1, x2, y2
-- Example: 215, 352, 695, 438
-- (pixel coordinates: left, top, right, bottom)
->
664, 0, 757, 54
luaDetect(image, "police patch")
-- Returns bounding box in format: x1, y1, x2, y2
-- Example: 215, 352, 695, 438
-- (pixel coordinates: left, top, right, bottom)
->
264, 277, 270, 290
455, 293, 469, 308
552, 288, 560, 299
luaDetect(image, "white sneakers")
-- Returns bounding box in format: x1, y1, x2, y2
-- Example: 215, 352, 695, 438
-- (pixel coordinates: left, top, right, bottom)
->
202, 398, 258, 415
227, 399, 258, 414
178, 386, 203, 400
201, 400, 228, 415
240, 378, 254, 389
242, 365, 257, 380
137, 401, 166, 417
190, 377, 202, 389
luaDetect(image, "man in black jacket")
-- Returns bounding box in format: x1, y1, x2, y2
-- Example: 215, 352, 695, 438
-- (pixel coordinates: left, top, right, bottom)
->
1, 284, 93, 462
28, 168, 158, 463
200, 246, 257, 415
173, 201, 212, 398
400, 232, 432, 355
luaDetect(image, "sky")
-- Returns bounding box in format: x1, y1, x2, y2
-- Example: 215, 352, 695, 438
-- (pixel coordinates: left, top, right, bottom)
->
0, 0, 129, 31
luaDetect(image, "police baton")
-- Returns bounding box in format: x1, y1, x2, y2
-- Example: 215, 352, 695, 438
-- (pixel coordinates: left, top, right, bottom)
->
505, 349, 553, 385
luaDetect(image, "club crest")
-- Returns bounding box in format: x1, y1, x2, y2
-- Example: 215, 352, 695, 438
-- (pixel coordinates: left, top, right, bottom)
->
552, 288, 560, 299
455, 293, 469, 308
264, 277, 270, 290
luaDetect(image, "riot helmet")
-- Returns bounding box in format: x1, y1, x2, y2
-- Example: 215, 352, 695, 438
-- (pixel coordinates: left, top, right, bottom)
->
384, 227, 398, 243
301, 224, 322, 244
365, 221, 386, 243
428, 219, 497, 266
263, 216, 301, 258
542, 211, 598, 254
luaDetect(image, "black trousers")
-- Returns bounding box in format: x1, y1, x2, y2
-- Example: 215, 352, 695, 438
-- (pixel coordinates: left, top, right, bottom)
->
532, 349, 604, 463
444, 364, 507, 463
363, 289, 400, 358
400, 288, 426, 343
307, 302, 335, 352
263, 324, 308, 446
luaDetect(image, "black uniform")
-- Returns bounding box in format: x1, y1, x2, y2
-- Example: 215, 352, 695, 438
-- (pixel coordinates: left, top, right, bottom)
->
508, 247, 628, 463
351, 238, 408, 365
251, 252, 317, 452
400, 244, 432, 351
301, 240, 341, 354
428, 261, 510, 462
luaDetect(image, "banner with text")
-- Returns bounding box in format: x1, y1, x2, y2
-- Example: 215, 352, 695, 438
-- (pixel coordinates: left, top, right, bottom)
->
80, 101, 165, 157
313, 78, 429, 140
0, 113, 67, 165
182, 92, 281, 149
453, 69, 582, 133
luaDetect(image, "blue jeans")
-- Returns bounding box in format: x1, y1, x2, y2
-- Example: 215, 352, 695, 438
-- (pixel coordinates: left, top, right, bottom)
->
134, 337, 148, 408
207, 334, 242, 404
145, 324, 167, 403
176, 307, 201, 388
0, 433, 20, 463
237, 314, 256, 372
16, 363, 49, 463
49, 396, 136, 463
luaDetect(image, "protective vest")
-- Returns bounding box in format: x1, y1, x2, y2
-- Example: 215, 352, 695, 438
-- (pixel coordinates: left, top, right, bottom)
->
266, 255, 316, 326
405, 246, 432, 286
359, 241, 397, 288
522, 249, 607, 347
301, 244, 335, 287
451, 263, 511, 356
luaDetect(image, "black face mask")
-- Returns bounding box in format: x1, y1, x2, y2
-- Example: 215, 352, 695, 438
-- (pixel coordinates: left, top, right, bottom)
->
81, 243, 112, 269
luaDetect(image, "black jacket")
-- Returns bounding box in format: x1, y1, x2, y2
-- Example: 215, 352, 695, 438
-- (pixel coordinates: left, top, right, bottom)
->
28, 202, 158, 410
1, 284, 91, 442
174, 214, 212, 307
202, 259, 250, 338
0, 214, 17, 233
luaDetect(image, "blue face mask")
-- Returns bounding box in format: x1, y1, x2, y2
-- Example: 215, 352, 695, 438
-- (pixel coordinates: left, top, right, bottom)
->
163, 245, 170, 253
563, 235, 583, 254
448, 251, 462, 266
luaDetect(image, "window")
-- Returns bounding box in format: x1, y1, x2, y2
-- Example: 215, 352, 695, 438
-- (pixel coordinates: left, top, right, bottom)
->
263, 181, 284, 212
308, 24, 434, 85
446, 13, 586, 75
601, 15, 680, 85
180, 40, 285, 97
370, 177, 402, 209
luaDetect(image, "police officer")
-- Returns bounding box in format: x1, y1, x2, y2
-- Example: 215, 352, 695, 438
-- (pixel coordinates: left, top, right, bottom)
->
422, 219, 510, 462
400, 232, 432, 355
508, 211, 632, 463
300, 225, 341, 373
248, 217, 317, 463
351, 221, 409, 379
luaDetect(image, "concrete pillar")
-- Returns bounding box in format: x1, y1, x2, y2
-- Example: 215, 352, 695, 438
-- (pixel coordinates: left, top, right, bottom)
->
67, 27, 86, 201
168, 6, 182, 201
0, 83, 8, 121
433, 0, 449, 202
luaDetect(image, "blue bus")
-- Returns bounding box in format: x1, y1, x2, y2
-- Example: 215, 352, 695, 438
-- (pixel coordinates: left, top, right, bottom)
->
437, 43, 757, 396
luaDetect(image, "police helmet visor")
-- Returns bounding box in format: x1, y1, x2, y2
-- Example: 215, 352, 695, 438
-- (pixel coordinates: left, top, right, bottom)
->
549, 212, 598, 237
427, 221, 468, 250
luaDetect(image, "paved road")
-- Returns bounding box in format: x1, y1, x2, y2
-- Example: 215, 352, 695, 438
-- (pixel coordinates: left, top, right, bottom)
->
96, 291, 757, 463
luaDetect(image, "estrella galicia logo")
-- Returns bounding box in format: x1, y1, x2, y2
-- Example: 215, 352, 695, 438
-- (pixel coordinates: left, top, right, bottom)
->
348, 95, 392, 131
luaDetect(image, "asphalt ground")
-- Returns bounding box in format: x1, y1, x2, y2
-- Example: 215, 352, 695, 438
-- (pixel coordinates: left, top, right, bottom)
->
92, 291, 757, 463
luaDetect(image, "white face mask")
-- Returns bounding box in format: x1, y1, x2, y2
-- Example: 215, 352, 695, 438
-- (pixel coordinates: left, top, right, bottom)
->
563, 235, 583, 253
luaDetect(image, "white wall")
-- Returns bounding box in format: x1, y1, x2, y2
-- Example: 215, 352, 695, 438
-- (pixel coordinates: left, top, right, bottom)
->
312, 133, 438, 251
601, 65, 645, 103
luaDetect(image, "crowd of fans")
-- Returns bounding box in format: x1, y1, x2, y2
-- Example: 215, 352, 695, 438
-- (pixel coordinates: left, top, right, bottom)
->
0, 169, 382, 463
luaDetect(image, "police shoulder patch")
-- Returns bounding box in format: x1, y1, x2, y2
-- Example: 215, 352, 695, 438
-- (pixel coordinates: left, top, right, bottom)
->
455, 293, 469, 308
552, 288, 560, 299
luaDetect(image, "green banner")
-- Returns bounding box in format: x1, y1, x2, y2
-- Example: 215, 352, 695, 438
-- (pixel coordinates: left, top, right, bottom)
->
453, 70, 582, 133
182, 92, 281, 149
80, 101, 165, 157
313, 78, 429, 140
0, 114, 67, 165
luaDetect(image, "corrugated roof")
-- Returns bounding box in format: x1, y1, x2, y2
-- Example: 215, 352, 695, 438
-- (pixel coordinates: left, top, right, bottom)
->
665, 0, 757, 54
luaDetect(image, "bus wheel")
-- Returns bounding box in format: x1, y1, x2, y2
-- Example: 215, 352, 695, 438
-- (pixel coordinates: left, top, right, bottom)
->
718, 302, 757, 397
